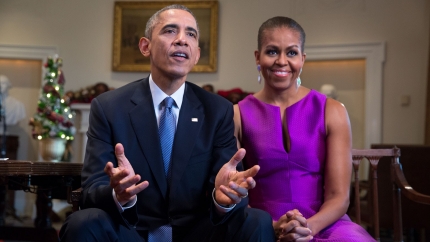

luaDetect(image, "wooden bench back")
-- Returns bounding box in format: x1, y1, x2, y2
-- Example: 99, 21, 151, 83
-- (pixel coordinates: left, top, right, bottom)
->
351, 148, 430, 241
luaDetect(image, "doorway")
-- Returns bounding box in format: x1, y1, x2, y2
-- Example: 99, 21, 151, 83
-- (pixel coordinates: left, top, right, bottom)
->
302, 59, 366, 149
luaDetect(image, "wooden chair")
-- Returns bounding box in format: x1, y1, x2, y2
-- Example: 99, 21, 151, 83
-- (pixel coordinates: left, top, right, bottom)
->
350, 148, 430, 241
371, 145, 430, 239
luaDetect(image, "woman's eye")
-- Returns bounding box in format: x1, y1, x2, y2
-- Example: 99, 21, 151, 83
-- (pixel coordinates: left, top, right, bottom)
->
287, 51, 298, 56
266, 50, 277, 55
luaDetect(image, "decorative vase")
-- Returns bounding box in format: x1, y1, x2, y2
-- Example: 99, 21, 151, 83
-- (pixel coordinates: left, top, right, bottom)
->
38, 138, 66, 162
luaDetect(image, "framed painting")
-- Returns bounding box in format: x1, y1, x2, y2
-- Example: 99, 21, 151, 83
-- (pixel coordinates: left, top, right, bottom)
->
112, 1, 218, 72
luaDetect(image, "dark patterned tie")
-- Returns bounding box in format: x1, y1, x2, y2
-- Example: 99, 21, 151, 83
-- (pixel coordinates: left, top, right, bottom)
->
158, 97, 176, 181
148, 97, 175, 242
148, 225, 172, 242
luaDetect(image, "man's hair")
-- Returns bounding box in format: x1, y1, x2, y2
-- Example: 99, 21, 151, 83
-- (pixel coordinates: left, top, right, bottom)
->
257, 16, 306, 52
145, 4, 199, 40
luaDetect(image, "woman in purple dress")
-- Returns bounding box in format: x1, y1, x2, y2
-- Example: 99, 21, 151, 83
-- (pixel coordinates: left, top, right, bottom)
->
234, 16, 375, 242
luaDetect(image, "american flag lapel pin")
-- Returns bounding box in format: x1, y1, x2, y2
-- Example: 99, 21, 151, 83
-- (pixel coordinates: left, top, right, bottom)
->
192, 118, 198, 122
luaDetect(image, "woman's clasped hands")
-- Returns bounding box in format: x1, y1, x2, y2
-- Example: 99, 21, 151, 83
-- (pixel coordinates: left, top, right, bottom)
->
273, 209, 313, 242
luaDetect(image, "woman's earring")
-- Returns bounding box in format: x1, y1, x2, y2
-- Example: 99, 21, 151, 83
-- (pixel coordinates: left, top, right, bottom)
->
297, 68, 302, 87
257, 65, 261, 84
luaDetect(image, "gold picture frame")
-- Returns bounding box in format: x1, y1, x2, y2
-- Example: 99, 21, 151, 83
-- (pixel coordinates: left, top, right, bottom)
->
112, 1, 218, 72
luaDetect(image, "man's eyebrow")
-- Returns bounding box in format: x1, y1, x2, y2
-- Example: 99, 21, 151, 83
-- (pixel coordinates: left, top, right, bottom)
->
160, 24, 198, 36
161, 24, 179, 31
186, 26, 198, 36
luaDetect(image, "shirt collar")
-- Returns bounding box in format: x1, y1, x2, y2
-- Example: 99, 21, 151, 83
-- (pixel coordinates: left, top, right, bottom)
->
149, 74, 185, 110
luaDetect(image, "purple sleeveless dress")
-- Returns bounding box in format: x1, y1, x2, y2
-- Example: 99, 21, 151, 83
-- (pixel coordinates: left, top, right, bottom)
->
238, 90, 375, 241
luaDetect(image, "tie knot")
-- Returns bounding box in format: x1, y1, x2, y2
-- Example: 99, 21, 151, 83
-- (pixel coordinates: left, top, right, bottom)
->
163, 97, 174, 109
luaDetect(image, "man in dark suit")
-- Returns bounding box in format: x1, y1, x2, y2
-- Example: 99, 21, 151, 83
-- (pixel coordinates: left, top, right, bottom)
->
60, 4, 275, 242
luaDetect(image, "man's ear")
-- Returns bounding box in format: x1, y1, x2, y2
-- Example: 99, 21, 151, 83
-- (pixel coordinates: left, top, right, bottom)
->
139, 37, 151, 57
193, 47, 201, 65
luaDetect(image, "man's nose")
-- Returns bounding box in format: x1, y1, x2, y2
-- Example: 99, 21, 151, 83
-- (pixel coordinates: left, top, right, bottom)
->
174, 32, 188, 46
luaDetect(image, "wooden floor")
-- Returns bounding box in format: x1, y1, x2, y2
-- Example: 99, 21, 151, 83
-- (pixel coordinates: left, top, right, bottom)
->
1, 210, 65, 242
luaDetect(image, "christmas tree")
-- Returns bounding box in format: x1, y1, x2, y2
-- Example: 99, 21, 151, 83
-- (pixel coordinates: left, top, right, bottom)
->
29, 56, 75, 141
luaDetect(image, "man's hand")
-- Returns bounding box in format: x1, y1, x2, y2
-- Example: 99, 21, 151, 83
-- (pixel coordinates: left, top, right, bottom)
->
274, 210, 313, 242
214, 148, 259, 206
104, 143, 149, 206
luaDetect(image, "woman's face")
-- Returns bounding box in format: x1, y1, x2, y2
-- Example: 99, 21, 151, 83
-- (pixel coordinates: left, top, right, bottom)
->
255, 27, 305, 90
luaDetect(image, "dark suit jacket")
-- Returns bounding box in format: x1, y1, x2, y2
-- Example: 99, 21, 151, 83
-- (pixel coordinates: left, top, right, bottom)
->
80, 77, 244, 234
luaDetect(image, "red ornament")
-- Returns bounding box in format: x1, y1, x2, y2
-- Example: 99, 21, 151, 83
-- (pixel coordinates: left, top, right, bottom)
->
58, 71, 65, 85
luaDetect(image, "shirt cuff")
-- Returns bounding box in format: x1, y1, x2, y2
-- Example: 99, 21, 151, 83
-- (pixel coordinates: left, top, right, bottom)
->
212, 188, 236, 214
112, 189, 137, 213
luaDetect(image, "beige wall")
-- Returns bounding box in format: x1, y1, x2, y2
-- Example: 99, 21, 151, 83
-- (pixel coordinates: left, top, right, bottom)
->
0, 0, 429, 150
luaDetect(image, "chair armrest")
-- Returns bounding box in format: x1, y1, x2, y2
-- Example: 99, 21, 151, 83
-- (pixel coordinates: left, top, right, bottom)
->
392, 163, 430, 205
68, 187, 83, 212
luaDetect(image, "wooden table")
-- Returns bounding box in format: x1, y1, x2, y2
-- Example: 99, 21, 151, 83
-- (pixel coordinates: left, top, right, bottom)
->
0, 160, 82, 241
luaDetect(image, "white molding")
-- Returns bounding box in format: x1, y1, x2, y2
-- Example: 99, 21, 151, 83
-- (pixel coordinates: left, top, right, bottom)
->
0, 44, 57, 60
305, 42, 385, 148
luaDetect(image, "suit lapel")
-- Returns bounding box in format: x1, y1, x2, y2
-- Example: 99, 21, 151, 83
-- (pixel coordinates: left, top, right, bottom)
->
170, 84, 205, 193
129, 78, 168, 198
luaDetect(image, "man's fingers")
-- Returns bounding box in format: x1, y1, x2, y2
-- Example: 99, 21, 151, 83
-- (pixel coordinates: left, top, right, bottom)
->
115, 143, 131, 168
228, 182, 249, 197
109, 168, 131, 188
135, 180, 149, 191
228, 148, 246, 167
230, 165, 259, 184
240, 165, 260, 179
115, 176, 149, 196
246, 177, 257, 189
120, 181, 149, 197
116, 180, 149, 204
219, 185, 241, 204
116, 174, 141, 191
115, 143, 125, 156
104, 162, 115, 176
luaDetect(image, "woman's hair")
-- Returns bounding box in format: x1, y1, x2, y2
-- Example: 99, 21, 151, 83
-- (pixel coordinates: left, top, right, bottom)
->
258, 16, 306, 52
145, 4, 199, 40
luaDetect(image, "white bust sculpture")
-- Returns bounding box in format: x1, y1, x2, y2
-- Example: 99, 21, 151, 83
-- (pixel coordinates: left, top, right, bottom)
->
0, 75, 26, 129
320, 84, 338, 100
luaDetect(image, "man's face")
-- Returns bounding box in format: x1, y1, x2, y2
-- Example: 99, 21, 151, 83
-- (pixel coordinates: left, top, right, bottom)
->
144, 9, 201, 80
